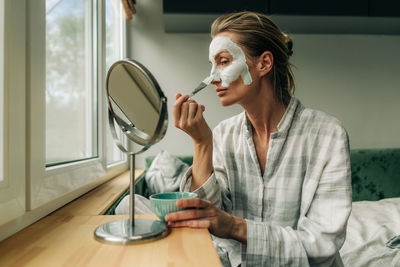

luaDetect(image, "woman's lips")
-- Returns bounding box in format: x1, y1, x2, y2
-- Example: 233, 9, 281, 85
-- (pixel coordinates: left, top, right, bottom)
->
216, 88, 227, 97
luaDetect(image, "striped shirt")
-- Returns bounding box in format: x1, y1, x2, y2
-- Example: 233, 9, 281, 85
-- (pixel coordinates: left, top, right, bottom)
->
180, 97, 352, 267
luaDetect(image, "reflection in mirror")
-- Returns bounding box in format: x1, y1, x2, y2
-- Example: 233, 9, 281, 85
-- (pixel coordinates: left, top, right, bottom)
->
95, 59, 169, 245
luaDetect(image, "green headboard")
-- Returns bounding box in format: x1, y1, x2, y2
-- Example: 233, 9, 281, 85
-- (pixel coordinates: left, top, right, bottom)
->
350, 148, 400, 201
104, 148, 400, 214
143, 150, 400, 201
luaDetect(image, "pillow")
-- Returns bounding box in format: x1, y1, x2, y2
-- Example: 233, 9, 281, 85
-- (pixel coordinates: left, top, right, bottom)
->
115, 194, 153, 215
145, 150, 189, 195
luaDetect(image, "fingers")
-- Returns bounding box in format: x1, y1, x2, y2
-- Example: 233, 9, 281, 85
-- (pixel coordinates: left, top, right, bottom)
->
188, 102, 198, 119
166, 207, 212, 222
195, 104, 205, 119
173, 94, 210, 143
181, 101, 189, 122
164, 199, 214, 222
168, 219, 211, 229
173, 94, 189, 127
173, 94, 205, 129
181, 100, 199, 121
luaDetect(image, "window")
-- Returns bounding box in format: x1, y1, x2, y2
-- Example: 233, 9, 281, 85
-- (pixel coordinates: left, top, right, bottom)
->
45, 0, 126, 167
28, 0, 127, 209
105, 0, 125, 165
46, 0, 97, 166
0, 0, 26, 233
0, 0, 128, 241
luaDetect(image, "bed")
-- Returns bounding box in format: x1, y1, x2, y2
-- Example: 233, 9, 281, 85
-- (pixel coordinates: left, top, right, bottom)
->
340, 148, 400, 266
106, 148, 400, 266
340, 197, 400, 266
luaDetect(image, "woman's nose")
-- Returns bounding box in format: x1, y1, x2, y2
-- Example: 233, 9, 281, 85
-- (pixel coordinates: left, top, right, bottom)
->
211, 80, 219, 86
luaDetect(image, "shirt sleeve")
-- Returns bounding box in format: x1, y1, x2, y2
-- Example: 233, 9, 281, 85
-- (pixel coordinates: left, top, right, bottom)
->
180, 125, 233, 212
245, 125, 352, 266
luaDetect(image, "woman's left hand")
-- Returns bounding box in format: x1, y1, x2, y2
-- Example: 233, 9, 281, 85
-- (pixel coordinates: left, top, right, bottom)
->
165, 198, 236, 239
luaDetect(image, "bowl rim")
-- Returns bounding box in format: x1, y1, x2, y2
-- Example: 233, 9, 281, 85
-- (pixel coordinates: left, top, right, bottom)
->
149, 192, 198, 201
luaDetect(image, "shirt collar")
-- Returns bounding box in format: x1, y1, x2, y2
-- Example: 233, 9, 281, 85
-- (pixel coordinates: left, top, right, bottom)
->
243, 96, 300, 138
275, 96, 299, 134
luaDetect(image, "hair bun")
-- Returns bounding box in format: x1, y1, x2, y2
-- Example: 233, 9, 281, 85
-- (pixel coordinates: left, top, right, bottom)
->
282, 32, 293, 57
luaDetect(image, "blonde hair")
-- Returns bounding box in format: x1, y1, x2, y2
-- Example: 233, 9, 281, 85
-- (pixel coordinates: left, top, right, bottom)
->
211, 11, 295, 105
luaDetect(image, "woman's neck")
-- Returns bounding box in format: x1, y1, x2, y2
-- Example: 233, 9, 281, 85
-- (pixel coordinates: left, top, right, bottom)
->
241, 82, 287, 139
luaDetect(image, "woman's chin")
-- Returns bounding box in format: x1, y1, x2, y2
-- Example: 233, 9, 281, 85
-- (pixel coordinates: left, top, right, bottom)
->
219, 97, 235, 106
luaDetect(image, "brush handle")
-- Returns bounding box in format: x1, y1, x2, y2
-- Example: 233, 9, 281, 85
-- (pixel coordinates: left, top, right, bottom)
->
189, 82, 207, 98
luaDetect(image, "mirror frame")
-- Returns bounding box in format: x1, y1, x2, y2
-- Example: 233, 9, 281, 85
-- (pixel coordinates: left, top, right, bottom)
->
106, 59, 168, 154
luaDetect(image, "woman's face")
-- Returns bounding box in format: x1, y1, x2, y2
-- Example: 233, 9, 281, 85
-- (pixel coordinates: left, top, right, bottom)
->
209, 31, 259, 107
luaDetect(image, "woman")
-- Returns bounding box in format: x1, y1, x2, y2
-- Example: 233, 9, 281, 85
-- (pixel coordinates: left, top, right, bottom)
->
167, 11, 351, 267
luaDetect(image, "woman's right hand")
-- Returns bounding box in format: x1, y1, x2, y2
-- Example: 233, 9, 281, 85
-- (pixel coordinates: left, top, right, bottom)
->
173, 93, 212, 144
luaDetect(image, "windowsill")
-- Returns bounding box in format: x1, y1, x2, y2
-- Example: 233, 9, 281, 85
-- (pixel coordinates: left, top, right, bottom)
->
51, 169, 142, 216
0, 170, 222, 266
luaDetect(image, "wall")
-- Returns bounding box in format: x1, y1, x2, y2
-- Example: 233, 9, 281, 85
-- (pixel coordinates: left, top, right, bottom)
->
127, 0, 400, 168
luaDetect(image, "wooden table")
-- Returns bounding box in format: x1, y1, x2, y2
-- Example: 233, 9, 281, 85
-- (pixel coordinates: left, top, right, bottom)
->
0, 171, 222, 267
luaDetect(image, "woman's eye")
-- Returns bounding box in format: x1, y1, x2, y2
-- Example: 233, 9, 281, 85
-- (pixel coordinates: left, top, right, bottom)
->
220, 60, 229, 66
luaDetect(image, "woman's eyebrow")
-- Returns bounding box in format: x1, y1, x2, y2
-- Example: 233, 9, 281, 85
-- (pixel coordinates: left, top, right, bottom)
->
214, 52, 222, 60
214, 51, 230, 61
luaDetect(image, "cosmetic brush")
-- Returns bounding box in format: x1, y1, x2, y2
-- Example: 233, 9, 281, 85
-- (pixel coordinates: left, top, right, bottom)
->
188, 76, 212, 99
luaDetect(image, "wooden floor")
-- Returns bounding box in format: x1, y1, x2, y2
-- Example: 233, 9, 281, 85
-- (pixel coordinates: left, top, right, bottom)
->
0, 170, 221, 267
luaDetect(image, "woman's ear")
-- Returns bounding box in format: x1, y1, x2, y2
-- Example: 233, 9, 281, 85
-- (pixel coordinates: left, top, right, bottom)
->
257, 51, 273, 77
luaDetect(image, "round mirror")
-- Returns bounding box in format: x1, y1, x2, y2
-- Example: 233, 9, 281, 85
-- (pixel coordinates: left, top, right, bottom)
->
106, 59, 167, 153
95, 59, 169, 245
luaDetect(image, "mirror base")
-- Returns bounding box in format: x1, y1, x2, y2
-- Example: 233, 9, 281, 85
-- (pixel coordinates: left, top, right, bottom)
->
94, 218, 169, 245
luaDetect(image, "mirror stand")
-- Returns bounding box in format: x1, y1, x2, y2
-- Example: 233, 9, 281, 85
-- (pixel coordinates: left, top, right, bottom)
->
94, 59, 169, 245
94, 154, 169, 245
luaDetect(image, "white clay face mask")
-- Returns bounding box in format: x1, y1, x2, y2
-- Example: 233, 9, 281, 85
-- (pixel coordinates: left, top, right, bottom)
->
203, 36, 253, 88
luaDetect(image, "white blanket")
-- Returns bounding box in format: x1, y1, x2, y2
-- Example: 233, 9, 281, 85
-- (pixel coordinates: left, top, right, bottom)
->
340, 198, 400, 266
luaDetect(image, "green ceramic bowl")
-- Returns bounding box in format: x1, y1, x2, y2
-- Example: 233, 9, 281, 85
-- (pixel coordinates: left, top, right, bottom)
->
150, 192, 198, 222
